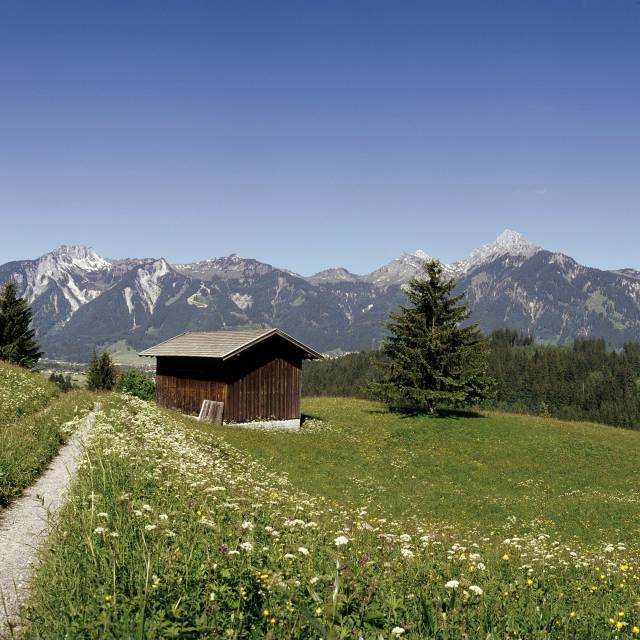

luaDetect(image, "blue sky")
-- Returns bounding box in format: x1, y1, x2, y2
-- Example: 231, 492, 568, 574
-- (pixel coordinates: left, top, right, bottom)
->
0, 1, 638, 274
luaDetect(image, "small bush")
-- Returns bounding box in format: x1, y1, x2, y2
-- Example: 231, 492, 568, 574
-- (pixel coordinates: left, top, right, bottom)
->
117, 368, 155, 400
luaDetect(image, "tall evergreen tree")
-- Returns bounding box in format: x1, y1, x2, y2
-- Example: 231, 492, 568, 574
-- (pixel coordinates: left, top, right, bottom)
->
86, 351, 117, 391
0, 281, 42, 368
371, 259, 494, 413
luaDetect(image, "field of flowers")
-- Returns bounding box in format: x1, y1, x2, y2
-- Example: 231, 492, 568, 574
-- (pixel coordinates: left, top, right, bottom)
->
0, 362, 95, 507
0, 362, 59, 426
23, 395, 640, 638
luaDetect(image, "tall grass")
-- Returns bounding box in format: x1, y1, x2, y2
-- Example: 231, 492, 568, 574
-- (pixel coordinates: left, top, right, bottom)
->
0, 389, 95, 507
0, 362, 59, 426
23, 395, 640, 638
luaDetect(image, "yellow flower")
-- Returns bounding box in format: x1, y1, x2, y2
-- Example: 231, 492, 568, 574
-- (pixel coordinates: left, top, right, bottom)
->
570, 611, 576, 618
527, 579, 533, 586
262, 609, 270, 616
610, 618, 616, 625
616, 621, 625, 631
104, 595, 112, 602
619, 612, 625, 618
502, 553, 509, 561
632, 626, 639, 635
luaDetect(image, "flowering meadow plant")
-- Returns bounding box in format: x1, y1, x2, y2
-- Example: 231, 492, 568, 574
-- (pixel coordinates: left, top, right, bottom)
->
24, 394, 640, 639
0, 361, 58, 426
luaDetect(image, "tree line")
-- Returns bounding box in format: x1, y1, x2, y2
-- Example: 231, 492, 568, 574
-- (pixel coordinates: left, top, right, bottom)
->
303, 331, 640, 428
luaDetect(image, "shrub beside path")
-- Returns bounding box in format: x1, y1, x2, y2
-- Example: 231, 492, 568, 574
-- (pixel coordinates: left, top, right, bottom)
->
0, 404, 99, 636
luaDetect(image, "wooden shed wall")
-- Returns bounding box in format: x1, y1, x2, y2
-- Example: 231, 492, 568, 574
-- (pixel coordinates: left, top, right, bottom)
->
154, 337, 303, 422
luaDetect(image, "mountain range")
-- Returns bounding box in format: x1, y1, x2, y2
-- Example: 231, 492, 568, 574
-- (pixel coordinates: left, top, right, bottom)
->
1, 230, 639, 362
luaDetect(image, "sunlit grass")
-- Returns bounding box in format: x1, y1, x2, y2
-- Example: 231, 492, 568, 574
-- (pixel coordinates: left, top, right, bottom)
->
214, 397, 640, 543
23, 395, 640, 638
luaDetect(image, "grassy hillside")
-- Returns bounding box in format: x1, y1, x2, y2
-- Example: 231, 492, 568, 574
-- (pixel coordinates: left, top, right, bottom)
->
214, 398, 640, 543
24, 395, 640, 638
0, 361, 95, 507
0, 361, 59, 426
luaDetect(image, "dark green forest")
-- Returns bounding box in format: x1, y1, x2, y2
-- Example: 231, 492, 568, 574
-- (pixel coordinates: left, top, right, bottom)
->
302, 330, 640, 429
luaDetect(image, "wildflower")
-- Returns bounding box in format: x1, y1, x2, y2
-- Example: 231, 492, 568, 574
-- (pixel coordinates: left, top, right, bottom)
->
632, 626, 639, 634
569, 611, 576, 618
502, 553, 509, 561
239, 542, 254, 552
445, 580, 460, 589
297, 547, 309, 555
142, 504, 152, 511
391, 627, 405, 637
399, 534, 411, 542
97, 512, 109, 519
93, 526, 107, 534
334, 535, 349, 547
263, 609, 270, 616
284, 553, 296, 559
469, 585, 483, 596
158, 514, 169, 521
144, 524, 156, 531
241, 520, 254, 530
401, 548, 414, 558
104, 594, 112, 602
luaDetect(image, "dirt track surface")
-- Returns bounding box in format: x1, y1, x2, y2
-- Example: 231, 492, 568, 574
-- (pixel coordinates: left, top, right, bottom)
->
0, 405, 98, 636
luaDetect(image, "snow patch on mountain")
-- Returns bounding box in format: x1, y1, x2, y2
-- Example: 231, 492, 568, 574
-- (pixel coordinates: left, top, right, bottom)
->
453, 230, 541, 274
135, 260, 170, 313
231, 293, 253, 310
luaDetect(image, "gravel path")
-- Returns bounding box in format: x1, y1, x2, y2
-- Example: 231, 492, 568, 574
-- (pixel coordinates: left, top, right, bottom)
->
0, 404, 98, 636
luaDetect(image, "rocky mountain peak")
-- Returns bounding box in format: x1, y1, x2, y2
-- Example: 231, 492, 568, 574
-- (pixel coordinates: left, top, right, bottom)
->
453, 229, 542, 274
47, 245, 111, 272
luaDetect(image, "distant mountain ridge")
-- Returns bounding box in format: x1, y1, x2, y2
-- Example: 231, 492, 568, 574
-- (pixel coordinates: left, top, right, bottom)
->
1, 230, 639, 361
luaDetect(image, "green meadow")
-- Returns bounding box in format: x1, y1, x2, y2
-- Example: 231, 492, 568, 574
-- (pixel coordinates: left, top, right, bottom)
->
214, 397, 640, 543
20, 394, 640, 639
0, 362, 94, 508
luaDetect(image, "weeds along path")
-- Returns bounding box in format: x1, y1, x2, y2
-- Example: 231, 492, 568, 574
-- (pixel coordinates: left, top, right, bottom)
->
0, 403, 99, 636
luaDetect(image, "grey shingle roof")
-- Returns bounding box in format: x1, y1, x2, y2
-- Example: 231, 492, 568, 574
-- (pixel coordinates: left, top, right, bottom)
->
138, 327, 322, 360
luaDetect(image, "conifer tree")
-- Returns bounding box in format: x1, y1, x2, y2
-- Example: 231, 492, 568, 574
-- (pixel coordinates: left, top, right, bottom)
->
371, 259, 494, 413
0, 281, 42, 368
86, 351, 117, 391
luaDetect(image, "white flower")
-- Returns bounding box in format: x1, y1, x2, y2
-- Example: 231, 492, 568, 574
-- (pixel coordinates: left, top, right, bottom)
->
145, 524, 157, 531
401, 548, 414, 558
309, 576, 320, 584
391, 627, 405, 636
297, 546, 309, 555
228, 550, 240, 555
97, 512, 109, 519
284, 553, 296, 559
158, 514, 169, 521
239, 541, 254, 552
445, 579, 460, 589
142, 504, 152, 512
476, 562, 486, 571
93, 527, 107, 534
241, 520, 254, 530
110, 531, 119, 538
334, 535, 349, 547
399, 534, 411, 542
133, 510, 143, 517
469, 585, 483, 595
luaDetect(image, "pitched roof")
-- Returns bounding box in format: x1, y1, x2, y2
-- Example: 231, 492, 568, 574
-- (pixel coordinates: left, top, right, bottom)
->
138, 327, 322, 360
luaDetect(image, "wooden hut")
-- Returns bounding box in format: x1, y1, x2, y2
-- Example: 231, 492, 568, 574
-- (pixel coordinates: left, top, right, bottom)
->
139, 327, 322, 427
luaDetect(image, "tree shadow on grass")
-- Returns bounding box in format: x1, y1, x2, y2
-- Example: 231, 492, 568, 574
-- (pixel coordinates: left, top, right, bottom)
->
366, 407, 484, 420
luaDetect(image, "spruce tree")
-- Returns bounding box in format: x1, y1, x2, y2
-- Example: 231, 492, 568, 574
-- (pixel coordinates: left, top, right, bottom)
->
0, 281, 42, 368
86, 351, 117, 391
371, 259, 494, 413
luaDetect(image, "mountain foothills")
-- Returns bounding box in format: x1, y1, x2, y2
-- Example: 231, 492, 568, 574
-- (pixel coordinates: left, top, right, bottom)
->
0, 230, 639, 361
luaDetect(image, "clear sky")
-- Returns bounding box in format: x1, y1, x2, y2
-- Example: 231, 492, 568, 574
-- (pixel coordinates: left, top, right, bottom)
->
1, 1, 638, 275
